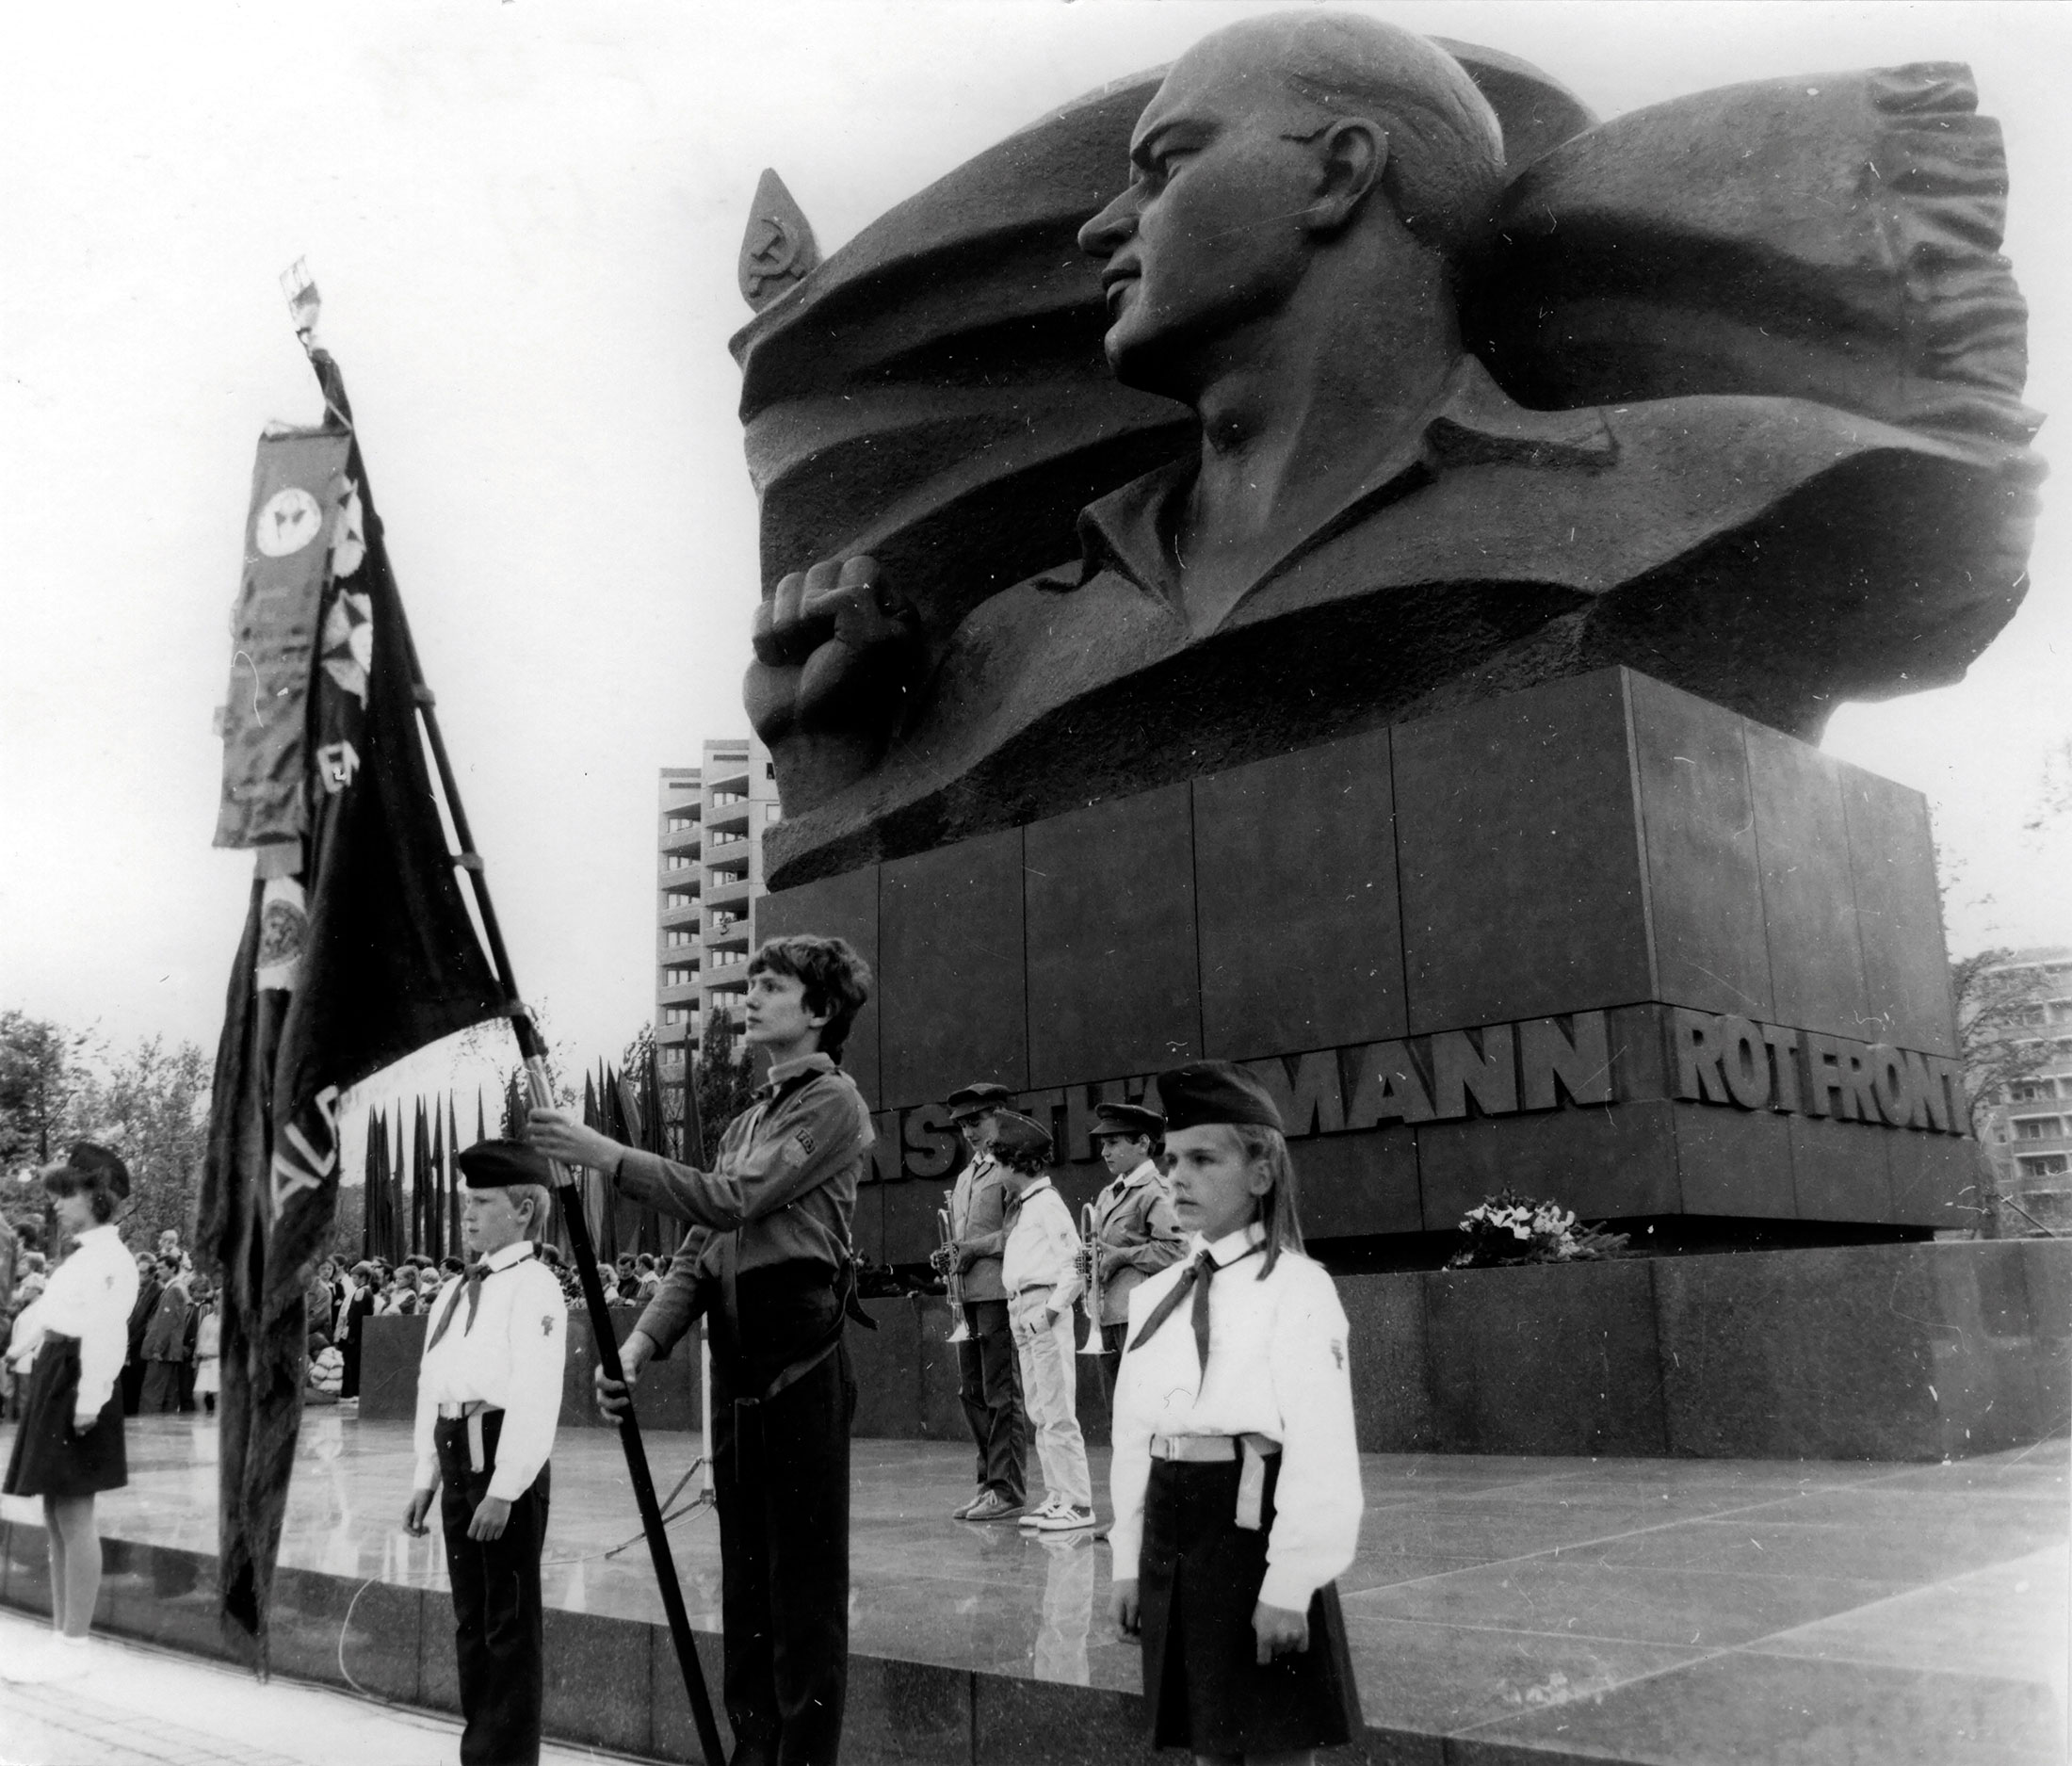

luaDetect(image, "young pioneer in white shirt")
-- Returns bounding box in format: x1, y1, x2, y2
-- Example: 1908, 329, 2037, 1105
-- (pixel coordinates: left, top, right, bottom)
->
1, 1144, 141, 1686
993, 1112, 1096, 1531
1109, 1062, 1364, 1763
403, 1142, 567, 1766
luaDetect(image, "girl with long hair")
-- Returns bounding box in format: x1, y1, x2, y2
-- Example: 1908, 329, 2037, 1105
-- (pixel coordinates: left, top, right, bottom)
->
1108, 1061, 1364, 1765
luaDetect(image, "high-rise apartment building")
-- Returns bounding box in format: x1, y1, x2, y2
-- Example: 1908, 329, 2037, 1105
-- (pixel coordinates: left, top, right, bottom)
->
653, 737, 781, 1123
1973, 945, 2072, 1233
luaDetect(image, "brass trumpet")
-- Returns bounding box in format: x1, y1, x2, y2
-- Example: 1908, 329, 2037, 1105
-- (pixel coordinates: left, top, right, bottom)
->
936, 1192, 971, 1344
1077, 1201, 1105, 1356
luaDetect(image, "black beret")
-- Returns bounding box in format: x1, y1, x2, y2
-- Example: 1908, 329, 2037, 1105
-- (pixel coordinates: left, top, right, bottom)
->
64, 1141, 131, 1201
1154, 1061, 1284, 1134
944, 1081, 1015, 1121
1092, 1101, 1164, 1140
456, 1139, 556, 1190
987, 1111, 1054, 1163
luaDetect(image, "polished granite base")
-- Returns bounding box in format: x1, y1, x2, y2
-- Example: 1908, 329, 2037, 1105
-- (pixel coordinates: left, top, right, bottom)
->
1, 1414, 2064, 1764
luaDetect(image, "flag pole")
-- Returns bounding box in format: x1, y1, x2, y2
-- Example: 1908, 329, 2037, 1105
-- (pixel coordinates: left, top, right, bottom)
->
280, 269, 724, 1766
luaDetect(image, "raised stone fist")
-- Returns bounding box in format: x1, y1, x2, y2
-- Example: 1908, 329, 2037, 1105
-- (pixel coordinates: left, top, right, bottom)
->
745, 556, 925, 810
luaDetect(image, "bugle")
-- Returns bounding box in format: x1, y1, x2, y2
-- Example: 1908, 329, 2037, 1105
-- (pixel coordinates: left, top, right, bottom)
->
936, 1192, 971, 1344
1077, 1201, 1105, 1356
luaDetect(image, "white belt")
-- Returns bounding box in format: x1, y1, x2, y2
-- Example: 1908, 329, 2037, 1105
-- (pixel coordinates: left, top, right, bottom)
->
437, 1400, 498, 1472
1151, 1433, 1279, 1530
1151, 1434, 1238, 1461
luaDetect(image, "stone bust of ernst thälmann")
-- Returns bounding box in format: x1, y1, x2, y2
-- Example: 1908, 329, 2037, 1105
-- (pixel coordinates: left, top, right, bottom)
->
743, 12, 2038, 882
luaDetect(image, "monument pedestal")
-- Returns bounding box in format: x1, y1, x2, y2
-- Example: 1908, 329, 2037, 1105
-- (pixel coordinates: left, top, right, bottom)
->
763, 667, 1976, 1263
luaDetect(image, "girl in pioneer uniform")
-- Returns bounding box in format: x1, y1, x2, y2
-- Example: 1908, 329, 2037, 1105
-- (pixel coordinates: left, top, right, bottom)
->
1, 1144, 142, 1685
1108, 1062, 1364, 1763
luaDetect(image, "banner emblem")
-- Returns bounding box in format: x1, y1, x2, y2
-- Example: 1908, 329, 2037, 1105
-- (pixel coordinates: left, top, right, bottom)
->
255, 486, 324, 556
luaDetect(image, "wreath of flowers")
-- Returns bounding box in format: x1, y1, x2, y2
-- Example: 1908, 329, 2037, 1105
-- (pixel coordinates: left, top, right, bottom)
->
1447, 1188, 1630, 1269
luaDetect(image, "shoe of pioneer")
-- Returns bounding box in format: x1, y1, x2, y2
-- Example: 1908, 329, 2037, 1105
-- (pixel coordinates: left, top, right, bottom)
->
1033, 1504, 1097, 1532
962, 1492, 1026, 1524
950, 1492, 986, 1520
1018, 1499, 1061, 1529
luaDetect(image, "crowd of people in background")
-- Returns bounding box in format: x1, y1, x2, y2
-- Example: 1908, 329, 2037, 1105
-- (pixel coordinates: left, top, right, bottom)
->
4, 1222, 222, 1423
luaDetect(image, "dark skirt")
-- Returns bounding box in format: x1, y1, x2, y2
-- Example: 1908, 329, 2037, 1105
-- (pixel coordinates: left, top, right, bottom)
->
1139, 1456, 1362, 1755
3, 1335, 127, 1499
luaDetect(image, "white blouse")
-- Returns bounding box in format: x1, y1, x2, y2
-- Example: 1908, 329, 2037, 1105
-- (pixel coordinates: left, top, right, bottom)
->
1109, 1222, 1363, 1612
9, 1224, 140, 1421
411, 1241, 568, 1502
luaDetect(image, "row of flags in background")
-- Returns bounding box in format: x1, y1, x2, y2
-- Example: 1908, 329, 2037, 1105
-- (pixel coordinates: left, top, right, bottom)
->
575, 1050, 690, 1263
356, 1051, 689, 1271
359, 1094, 475, 1266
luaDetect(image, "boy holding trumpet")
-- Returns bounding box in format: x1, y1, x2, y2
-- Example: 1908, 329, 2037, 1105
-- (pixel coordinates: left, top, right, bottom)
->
1079, 1100, 1185, 1403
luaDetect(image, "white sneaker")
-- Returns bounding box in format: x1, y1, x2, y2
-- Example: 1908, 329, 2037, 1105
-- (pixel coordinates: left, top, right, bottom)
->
1033, 1504, 1097, 1532
1, 1636, 90, 1682
1018, 1499, 1061, 1529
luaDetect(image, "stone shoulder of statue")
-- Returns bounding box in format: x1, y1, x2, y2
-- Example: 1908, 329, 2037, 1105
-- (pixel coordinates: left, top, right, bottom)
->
737, 16, 2041, 886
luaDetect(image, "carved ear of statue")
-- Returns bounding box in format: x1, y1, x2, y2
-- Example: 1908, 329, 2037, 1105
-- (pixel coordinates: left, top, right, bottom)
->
1296, 117, 1387, 236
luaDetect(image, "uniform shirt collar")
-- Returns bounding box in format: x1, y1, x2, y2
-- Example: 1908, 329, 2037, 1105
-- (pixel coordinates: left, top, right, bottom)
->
76, 1224, 122, 1248
1192, 1220, 1268, 1268
1074, 354, 1616, 608
1122, 1159, 1161, 1190
763, 1051, 835, 1093
1007, 1175, 1054, 1208
482, 1240, 536, 1273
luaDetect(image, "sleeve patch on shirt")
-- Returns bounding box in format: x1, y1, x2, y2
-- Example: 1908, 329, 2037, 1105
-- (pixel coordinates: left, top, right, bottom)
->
791, 1126, 817, 1159
542, 1315, 555, 1337
1330, 1338, 1346, 1370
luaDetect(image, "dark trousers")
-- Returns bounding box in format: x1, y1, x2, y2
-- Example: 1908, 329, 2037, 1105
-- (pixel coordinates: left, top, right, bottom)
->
435, 1411, 549, 1766
956, 1299, 1026, 1502
1095, 1322, 1126, 1409
139, 1361, 183, 1413
340, 1337, 362, 1400
710, 1278, 856, 1766
121, 1358, 146, 1417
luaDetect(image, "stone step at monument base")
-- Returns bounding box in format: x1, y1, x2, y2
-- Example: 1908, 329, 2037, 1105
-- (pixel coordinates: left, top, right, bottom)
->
363, 1238, 2068, 1462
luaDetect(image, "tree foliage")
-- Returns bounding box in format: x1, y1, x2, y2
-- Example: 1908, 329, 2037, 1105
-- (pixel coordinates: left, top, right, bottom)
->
1951, 948, 2053, 1137
68, 1036, 212, 1251
691, 1007, 757, 1164
0, 1013, 89, 1169
2, 1015, 209, 1254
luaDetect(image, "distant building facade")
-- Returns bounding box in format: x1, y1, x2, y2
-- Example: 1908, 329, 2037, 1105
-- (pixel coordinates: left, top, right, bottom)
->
654, 737, 780, 1122
1974, 945, 2072, 1233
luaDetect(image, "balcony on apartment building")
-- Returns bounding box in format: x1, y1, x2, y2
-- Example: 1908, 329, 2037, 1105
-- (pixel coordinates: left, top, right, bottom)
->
705, 909, 753, 948
705, 868, 752, 909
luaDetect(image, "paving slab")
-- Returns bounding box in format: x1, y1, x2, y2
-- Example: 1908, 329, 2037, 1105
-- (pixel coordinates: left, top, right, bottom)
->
0, 1413, 2064, 1764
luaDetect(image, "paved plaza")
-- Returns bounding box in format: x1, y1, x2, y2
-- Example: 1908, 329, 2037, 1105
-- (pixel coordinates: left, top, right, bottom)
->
1, 1412, 2064, 1763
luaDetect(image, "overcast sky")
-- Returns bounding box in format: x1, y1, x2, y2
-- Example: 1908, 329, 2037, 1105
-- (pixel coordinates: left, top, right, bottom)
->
3, 2, 2067, 1132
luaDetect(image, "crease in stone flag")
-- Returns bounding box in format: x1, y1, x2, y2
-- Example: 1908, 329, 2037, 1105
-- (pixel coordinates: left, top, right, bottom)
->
200, 338, 506, 1663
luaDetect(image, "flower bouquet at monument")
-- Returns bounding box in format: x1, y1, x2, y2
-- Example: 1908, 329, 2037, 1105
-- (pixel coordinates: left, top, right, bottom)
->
1448, 1191, 1630, 1269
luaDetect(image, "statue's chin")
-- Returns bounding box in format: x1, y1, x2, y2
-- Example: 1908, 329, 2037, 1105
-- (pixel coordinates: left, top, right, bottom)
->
1102, 329, 1193, 407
